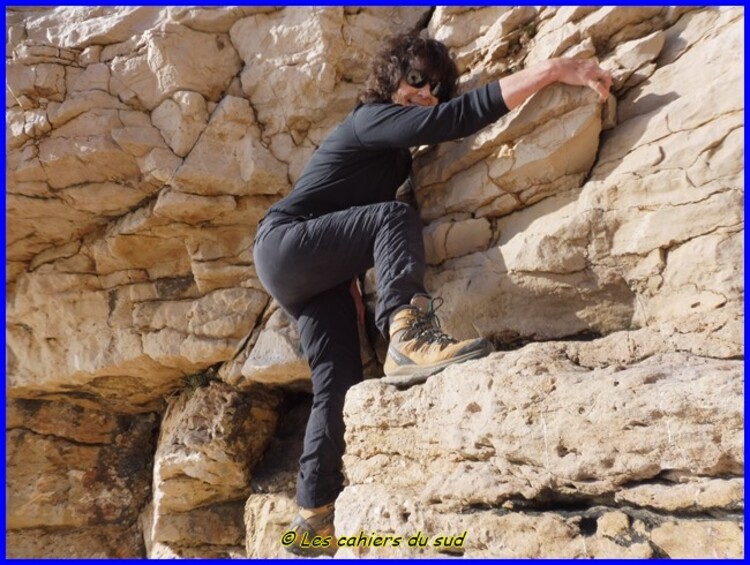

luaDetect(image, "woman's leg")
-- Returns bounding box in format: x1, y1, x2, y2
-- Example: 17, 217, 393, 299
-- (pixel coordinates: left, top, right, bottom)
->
253, 201, 427, 334
295, 282, 362, 508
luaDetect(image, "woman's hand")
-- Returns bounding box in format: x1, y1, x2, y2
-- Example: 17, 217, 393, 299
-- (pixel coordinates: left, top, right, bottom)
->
499, 57, 612, 110
549, 57, 612, 102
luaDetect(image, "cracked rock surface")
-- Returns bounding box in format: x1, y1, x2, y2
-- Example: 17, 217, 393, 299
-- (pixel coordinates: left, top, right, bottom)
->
338, 346, 743, 558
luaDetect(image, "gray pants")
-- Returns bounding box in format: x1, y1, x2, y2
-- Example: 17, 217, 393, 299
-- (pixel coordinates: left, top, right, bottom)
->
253, 201, 427, 507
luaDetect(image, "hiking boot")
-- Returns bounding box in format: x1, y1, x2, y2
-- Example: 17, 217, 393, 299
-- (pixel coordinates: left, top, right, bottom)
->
283, 502, 337, 557
382, 295, 494, 386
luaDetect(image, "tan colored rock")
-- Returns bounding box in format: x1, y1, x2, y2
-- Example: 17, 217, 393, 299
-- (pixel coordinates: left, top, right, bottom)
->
651, 520, 743, 558
109, 22, 241, 110
151, 90, 209, 157
424, 217, 493, 265
142, 500, 247, 559
152, 382, 279, 514
632, 230, 742, 327
79, 44, 102, 65
7, 525, 146, 558
6, 430, 148, 529
46, 90, 127, 127
616, 478, 744, 513
429, 7, 537, 76
414, 84, 602, 222
423, 197, 635, 343
417, 9, 742, 352
8, 144, 44, 184
167, 6, 277, 33
335, 487, 654, 558
153, 189, 236, 223
6, 193, 101, 263
6, 64, 36, 103
6, 192, 88, 261
484, 97, 600, 199
343, 347, 742, 512
39, 110, 142, 189
111, 123, 167, 158
231, 8, 425, 140
524, 7, 599, 65
138, 146, 184, 185
563, 307, 743, 366
245, 494, 299, 558
149, 543, 246, 559
59, 182, 148, 216
184, 222, 262, 293
93, 226, 189, 276
191, 261, 256, 295
6, 106, 29, 149
7, 262, 269, 412
4, 7, 745, 560
240, 308, 310, 388
152, 500, 245, 546
596, 511, 630, 538
6, 61, 66, 102
21, 107, 51, 137
234, 301, 381, 390
604, 30, 665, 90
67, 62, 110, 93
337, 343, 742, 557
580, 7, 666, 49
21, 7, 167, 49
148, 381, 279, 556
135, 288, 268, 369
244, 395, 311, 557
6, 398, 135, 444
171, 96, 288, 196
100, 37, 140, 63
133, 287, 266, 339
6, 399, 156, 557
6, 16, 26, 57
601, 93, 617, 129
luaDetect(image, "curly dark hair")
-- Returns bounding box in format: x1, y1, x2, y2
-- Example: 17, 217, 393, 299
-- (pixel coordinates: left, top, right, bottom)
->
359, 33, 459, 104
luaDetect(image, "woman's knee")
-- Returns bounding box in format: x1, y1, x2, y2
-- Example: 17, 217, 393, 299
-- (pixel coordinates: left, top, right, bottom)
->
383, 200, 415, 216
378, 201, 421, 230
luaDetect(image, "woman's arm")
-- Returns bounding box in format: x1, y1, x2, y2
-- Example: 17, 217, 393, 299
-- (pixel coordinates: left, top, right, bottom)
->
353, 83, 508, 148
499, 58, 612, 110
353, 58, 611, 149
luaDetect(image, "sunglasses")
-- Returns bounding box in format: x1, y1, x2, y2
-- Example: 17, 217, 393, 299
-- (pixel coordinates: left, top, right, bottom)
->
405, 68, 442, 99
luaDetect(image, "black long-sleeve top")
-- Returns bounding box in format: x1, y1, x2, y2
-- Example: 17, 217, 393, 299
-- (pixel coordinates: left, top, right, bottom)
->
268, 81, 510, 219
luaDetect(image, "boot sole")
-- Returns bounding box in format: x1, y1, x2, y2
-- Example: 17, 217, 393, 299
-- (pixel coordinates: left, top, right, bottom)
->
381, 344, 493, 387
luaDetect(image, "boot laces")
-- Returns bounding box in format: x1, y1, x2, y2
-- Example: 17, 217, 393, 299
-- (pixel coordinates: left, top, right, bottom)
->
404, 297, 457, 350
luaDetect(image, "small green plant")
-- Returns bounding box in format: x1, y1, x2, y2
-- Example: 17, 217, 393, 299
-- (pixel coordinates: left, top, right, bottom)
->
184, 371, 210, 392
522, 21, 538, 40
183, 365, 220, 396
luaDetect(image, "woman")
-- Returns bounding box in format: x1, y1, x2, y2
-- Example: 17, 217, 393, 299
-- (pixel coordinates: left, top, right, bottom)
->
253, 33, 611, 556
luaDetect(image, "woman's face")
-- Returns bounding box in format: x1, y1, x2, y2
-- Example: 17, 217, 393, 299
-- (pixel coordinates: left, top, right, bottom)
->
391, 80, 439, 107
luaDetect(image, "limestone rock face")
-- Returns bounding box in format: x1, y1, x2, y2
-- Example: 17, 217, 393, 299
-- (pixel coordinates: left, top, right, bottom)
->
7, 271, 269, 413
338, 345, 743, 558
238, 307, 310, 388
151, 91, 209, 158
6, 399, 157, 558
147, 381, 281, 557
419, 7, 743, 357
109, 22, 241, 111
243, 395, 311, 558
230, 7, 428, 180
5, 5, 743, 560
170, 96, 288, 197
224, 303, 382, 390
